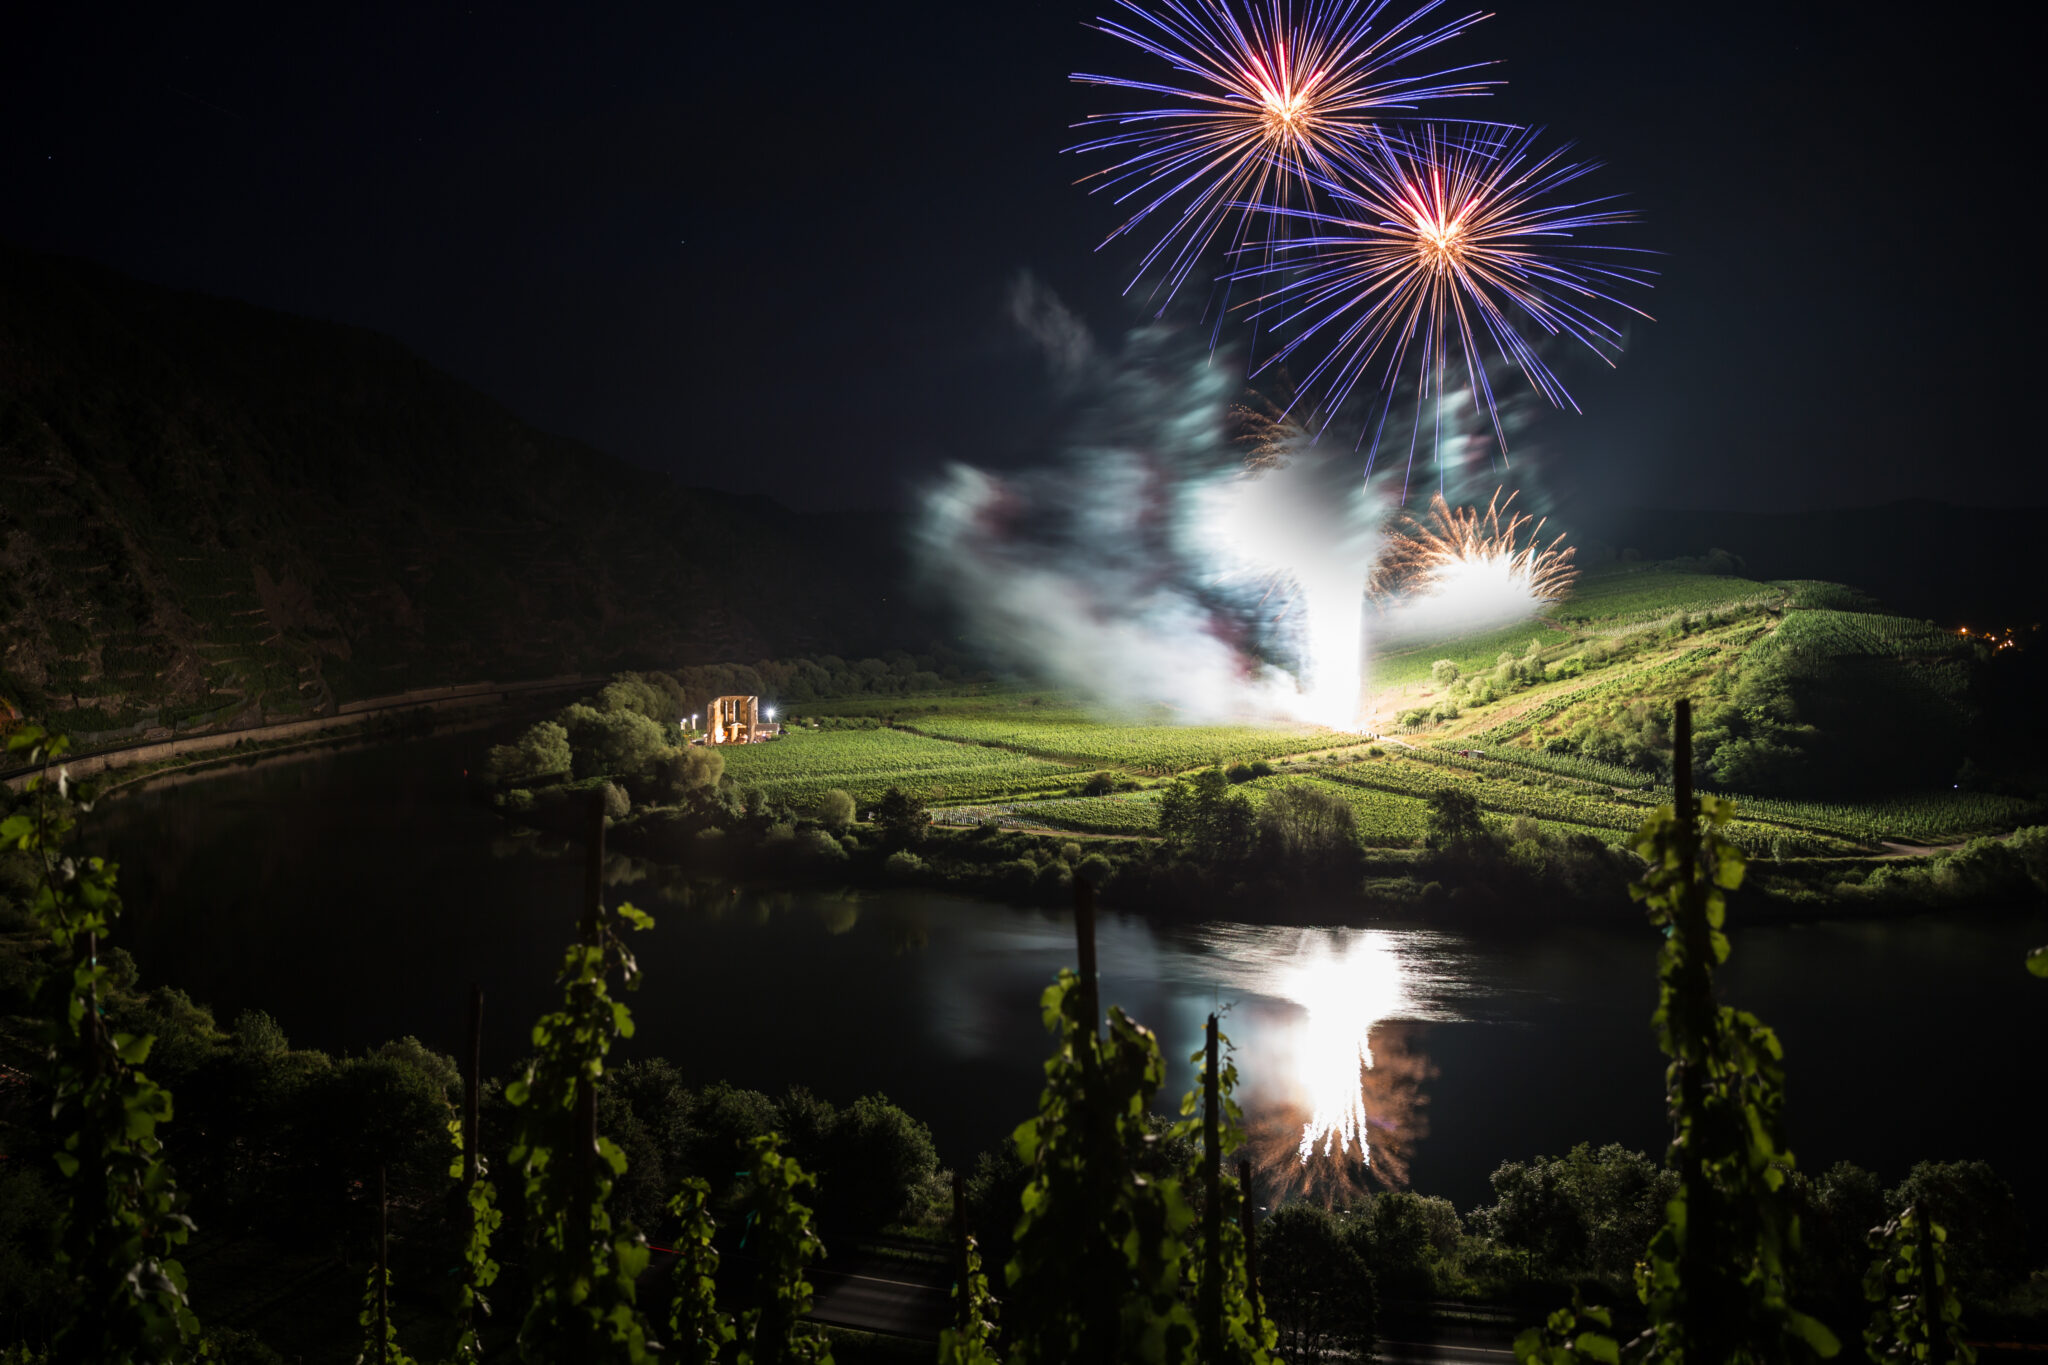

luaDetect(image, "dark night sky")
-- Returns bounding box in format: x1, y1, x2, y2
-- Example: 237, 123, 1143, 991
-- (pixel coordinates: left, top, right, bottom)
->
4, 2, 2037, 516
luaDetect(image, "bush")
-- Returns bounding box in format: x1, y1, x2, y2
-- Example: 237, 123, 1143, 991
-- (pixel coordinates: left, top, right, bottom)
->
815, 788, 856, 833
602, 781, 631, 821
652, 746, 724, 798
1076, 852, 1115, 887
1431, 659, 1460, 687
559, 704, 671, 779
884, 850, 925, 878
483, 719, 572, 786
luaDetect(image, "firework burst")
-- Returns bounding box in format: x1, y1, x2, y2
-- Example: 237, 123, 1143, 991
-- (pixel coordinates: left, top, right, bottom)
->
1069, 0, 1497, 306
1233, 124, 1654, 492
1373, 487, 1576, 602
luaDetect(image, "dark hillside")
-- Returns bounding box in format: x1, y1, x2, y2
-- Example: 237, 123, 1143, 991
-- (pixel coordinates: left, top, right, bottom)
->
0, 244, 912, 735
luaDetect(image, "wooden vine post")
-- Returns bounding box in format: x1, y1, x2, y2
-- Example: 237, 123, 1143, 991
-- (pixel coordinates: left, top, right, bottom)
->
1239, 1157, 1262, 1331
459, 982, 484, 1340
1198, 1013, 1223, 1345
377, 1164, 390, 1365
569, 790, 606, 1284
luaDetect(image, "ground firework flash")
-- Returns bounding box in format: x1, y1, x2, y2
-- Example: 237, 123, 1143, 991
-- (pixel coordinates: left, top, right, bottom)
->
1374, 487, 1576, 602
1234, 124, 1654, 493
1069, 0, 1496, 306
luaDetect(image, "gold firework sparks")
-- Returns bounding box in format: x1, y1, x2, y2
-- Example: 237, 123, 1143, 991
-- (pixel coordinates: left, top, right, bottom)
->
1371, 487, 1575, 601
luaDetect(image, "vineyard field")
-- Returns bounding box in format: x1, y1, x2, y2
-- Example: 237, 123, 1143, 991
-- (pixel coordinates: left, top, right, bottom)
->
1547, 566, 1779, 624
901, 710, 1345, 773
716, 728, 1079, 805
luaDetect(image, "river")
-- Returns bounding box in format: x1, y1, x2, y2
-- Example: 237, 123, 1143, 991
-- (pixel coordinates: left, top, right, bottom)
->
90, 726, 2045, 1225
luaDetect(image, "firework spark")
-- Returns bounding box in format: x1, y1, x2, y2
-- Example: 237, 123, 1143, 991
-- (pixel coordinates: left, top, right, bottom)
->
1233, 124, 1654, 492
1374, 488, 1576, 603
1069, 0, 1497, 306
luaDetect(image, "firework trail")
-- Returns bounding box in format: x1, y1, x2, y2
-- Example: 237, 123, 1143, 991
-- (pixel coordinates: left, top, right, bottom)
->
1373, 487, 1576, 602
1231, 123, 1654, 495
1068, 0, 1497, 308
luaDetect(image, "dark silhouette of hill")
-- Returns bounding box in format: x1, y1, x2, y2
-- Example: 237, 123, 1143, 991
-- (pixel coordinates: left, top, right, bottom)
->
1582, 502, 2046, 629
0, 244, 914, 731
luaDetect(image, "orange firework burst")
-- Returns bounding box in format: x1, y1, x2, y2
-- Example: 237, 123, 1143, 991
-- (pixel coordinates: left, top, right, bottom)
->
1371, 487, 1575, 601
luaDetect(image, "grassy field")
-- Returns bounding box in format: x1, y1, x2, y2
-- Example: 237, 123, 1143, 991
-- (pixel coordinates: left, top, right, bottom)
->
738, 564, 2036, 853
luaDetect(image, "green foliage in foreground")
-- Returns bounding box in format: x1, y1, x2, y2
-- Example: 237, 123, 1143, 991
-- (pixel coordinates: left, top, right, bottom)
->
3, 726, 202, 1362
1005, 969, 1199, 1364
937, 1231, 1001, 1365
1863, 1206, 1975, 1365
504, 880, 658, 1360
1627, 792, 1839, 1363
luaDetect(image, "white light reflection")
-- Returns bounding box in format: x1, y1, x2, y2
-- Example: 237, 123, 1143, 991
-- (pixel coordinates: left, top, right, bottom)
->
1283, 933, 1411, 1165
1182, 925, 1449, 1173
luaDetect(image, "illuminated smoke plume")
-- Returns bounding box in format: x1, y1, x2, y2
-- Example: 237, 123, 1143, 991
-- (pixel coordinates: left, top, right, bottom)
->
917, 286, 1383, 727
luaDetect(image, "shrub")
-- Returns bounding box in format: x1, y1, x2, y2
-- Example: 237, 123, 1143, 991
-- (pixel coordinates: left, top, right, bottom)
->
814, 788, 855, 833
1431, 659, 1460, 687
602, 782, 631, 821
484, 720, 573, 786
1076, 852, 1114, 886
884, 850, 925, 878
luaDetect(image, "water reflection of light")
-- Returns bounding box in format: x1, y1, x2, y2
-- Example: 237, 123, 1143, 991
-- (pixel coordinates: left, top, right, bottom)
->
1281, 933, 1412, 1165
1177, 925, 1458, 1195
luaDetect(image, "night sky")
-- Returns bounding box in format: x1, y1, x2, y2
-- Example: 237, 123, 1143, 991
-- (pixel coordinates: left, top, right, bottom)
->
5, 2, 2037, 517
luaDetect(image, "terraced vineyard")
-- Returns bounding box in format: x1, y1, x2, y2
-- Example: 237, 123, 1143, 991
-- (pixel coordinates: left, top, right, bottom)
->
716, 728, 1079, 805
899, 709, 1345, 774
694, 557, 2037, 854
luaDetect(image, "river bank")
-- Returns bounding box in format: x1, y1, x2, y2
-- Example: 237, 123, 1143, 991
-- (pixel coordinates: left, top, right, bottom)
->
0, 673, 600, 794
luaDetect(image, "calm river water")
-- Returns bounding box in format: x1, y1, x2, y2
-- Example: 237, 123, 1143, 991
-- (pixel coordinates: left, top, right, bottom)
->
91, 727, 2045, 1224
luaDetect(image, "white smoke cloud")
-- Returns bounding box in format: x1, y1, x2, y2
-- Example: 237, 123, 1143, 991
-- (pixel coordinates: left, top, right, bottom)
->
916, 315, 1386, 727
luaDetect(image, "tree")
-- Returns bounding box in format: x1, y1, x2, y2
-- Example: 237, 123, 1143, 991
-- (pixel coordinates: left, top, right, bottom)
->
1424, 787, 1487, 850
1255, 784, 1359, 883
654, 746, 725, 799
814, 789, 855, 834
872, 787, 928, 847
1431, 659, 1461, 687
1159, 769, 1253, 865
820, 1095, 939, 1230
558, 704, 671, 779
485, 720, 573, 786
1260, 1204, 1375, 1363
